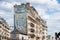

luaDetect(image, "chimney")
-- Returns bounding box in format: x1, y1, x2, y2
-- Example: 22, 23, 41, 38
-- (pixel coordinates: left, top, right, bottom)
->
21, 3, 25, 6
25, 3, 30, 7
21, 3, 26, 7
26, 3, 30, 5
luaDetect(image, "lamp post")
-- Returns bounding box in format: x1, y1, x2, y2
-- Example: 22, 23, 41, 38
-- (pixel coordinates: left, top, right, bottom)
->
55, 32, 58, 40
22, 37, 24, 40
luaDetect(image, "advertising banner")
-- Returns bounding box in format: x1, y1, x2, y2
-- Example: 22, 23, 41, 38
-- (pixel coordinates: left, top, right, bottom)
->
15, 14, 27, 35
14, 5, 27, 35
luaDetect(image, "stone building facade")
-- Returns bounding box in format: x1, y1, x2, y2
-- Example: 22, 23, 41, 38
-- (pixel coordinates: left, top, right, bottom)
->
0, 17, 10, 40
13, 3, 47, 40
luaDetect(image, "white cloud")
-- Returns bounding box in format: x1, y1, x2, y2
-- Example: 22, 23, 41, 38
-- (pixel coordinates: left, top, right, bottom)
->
29, 0, 58, 4
50, 12, 60, 19
0, 10, 5, 15
47, 13, 60, 27
47, 13, 60, 35
6, 18, 13, 26
0, 1, 13, 9
11, 1, 21, 5
37, 9, 49, 20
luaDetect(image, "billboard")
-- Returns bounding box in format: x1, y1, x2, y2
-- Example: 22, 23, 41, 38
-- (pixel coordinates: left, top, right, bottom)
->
14, 5, 27, 35
14, 5, 27, 13
15, 14, 27, 35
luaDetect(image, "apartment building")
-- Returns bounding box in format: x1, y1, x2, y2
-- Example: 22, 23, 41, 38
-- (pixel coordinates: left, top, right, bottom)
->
0, 17, 10, 40
41, 19, 47, 40
14, 3, 47, 40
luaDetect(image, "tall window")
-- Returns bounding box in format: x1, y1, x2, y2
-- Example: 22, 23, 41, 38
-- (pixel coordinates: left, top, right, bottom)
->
30, 29, 35, 33
30, 23, 34, 27
0, 21, 2, 24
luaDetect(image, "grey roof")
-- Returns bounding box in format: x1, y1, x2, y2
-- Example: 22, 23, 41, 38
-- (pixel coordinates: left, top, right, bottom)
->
31, 6, 38, 14
0, 17, 8, 25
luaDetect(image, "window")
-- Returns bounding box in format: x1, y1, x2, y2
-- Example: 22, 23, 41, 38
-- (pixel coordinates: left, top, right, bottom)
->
2, 24, 4, 26
42, 36, 45, 39
36, 17, 40, 22
30, 23, 34, 27
5, 26, 6, 28
0, 30, 1, 32
42, 32, 44, 34
29, 34, 35, 38
36, 37, 40, 39
0, 21, 2, 24
30, 29, 35, 33
0, 26, 1, 28
40, 30, 42, 32
45, 26, 47, 28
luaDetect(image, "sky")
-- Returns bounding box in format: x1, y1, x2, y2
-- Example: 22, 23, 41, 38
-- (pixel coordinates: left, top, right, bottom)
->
0, 0, 60, 36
